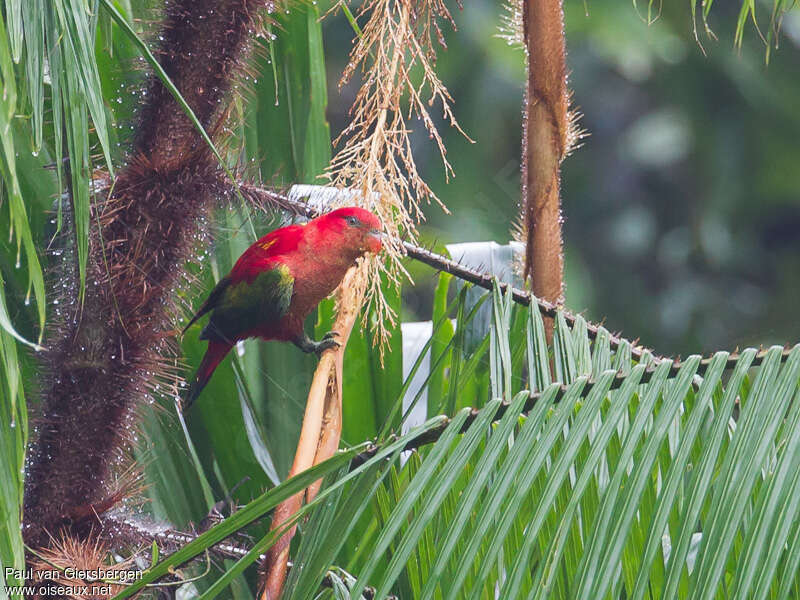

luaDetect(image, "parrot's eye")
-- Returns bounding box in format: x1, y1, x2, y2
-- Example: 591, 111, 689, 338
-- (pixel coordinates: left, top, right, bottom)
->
344, 215, 360, 227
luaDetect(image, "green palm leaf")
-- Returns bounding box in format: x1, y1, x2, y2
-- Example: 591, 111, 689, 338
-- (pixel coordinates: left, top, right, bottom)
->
262, 296, 800, 600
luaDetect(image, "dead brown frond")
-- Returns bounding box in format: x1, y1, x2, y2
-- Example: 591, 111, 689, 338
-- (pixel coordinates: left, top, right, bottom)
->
29, 535, 135, 599
325, 0, 467, 346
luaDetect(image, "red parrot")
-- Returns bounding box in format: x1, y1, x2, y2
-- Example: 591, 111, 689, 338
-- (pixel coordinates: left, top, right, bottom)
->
182, 206, 383, 409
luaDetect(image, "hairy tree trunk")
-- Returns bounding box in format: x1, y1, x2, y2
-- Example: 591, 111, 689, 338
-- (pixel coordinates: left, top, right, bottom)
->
521, 0, 570, 307
24, 0, 272, 547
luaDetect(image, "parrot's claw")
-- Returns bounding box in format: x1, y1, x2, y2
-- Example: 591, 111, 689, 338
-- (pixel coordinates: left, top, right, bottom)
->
314, 337, 341, 355
316, 331, 341, 354
293, 332, 341, 355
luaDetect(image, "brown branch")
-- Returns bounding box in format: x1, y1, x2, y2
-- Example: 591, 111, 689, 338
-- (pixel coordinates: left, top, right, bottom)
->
520, 0, 569, 304
240, 183, 662, 363
97, 511, 394, 599
261, 268, 365, 600
98, 510, 254, 561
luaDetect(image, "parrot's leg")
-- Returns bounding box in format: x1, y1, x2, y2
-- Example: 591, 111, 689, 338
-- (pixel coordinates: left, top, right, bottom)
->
293, 331, 340, 355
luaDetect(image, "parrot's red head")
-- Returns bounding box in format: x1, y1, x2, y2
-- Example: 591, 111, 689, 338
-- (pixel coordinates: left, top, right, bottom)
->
313, 207, 384, 258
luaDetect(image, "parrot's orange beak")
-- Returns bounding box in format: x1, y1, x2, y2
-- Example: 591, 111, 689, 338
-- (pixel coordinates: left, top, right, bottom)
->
366, 229, 383, 254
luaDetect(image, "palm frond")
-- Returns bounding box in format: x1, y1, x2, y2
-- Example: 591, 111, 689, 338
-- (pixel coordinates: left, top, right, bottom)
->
140, 271, 800, 599
273, 286, 800, 599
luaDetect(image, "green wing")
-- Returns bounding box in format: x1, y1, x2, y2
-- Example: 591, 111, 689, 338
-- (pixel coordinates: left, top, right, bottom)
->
182, 275, 232, 335
200, 264, 293, 343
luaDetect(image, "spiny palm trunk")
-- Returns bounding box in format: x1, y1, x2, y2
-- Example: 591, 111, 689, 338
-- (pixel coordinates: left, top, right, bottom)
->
24, 0, 272, 547
521, 0, 571, 308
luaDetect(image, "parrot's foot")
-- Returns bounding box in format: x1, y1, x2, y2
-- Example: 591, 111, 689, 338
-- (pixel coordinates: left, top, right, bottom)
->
293, 331, 341, 355
314, 336, 340, 355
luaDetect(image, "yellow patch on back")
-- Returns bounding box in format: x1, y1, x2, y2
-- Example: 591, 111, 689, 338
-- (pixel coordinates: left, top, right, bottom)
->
259, 239, 277, 251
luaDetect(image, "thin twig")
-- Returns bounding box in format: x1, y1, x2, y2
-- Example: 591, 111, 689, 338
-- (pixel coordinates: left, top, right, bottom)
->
239, 183, 662, 363
99, 509, 254, 561
98, 512, 393, 599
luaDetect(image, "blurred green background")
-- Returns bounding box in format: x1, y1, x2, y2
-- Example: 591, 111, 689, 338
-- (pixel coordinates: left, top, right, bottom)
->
322, 0, 800, 356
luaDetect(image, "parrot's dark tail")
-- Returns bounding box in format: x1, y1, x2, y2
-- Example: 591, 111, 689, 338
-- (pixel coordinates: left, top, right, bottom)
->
183, 340, 233, 411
